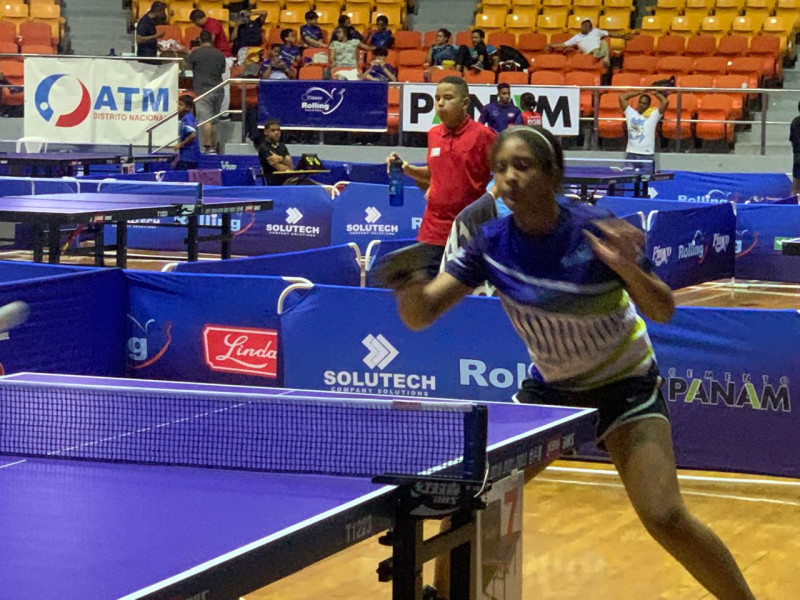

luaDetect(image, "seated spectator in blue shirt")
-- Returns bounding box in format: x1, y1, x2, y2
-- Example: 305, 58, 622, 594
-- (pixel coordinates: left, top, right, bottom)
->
427, 28, 458, 67
368, 15, 394, 50
300, 11, 326, 48
479, 83, 523, 133
362, 47, 397, 82
333, 15, 364, 42
455, 29, 498, 74
173, 94, 200, 170
280, 28, 302, 68
259, 44, 296, 80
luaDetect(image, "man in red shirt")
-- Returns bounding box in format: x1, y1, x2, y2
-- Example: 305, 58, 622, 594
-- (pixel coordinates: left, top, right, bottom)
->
388, 76, 496, 276
190, 9, 234, 123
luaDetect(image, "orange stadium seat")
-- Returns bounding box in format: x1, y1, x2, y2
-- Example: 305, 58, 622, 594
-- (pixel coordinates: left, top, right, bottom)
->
498, 71, 530, 83
692, 55, 729, 73
387, 85, 400, 134
0, 20, 15, 41
397, 67, 426, 82
687, 34, 717, 55
530, 70, 565, 85
394, 30, 421, 49
762, 16, 795, 56
156, 24, 183, 44
397, 49, 426, 67
423, 30, 439, 48
598, 93, 625, 139
624, 34, 655, 55
565, 70, 601, 115
658, 55, 694, 72
298, 64, 325, 79
430, 68, 462, 82
0, 59, 23, 106
465, 69, 496, 83
455, 30, 473, 46
303, 47, 329, 65
0, 39, 16, 53
182, 24, 203, 46
534, 53, 568, 70
22, 44, 54, 55
517, 32, 548, 52
612, 71, 644, 86
19, 21, 54, 47
488, 32, 516, 47
623, 55, 659, 72
726, 56, 763, 88
661, 93, 697, 140
749, 34, 782, 81
655, 34, 687, 54
695, 94, 735, 141
29, 3, 63, 40
677, 72, 715, 89
713, 73, 748, 117
567, 52, 604, 72
716, 34, 749, 56
549, 31, 572, 45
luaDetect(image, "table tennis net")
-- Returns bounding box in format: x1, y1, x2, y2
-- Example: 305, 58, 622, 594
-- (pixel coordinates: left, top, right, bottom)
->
0, 382, 485, 478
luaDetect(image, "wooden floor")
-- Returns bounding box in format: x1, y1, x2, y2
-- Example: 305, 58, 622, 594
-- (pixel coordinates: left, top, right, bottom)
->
244, 460, 800, 600
6, 255, 799, 598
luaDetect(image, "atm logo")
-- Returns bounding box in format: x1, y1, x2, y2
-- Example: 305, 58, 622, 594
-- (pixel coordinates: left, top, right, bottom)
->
35, 74, 91, 127
203, 325, 278, 378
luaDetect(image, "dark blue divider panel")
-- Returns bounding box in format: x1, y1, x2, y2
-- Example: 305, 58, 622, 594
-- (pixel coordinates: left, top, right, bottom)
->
281, 285, 529, 402
0, 261, 96, 283
331, 183, 426, 251
646, 203, 736, 289
597, 196, 707, 216
125, 271, 290, 386
735, 204, 800, 282
0, 269, 126, 376
648, 171, 791, 203
173, 244, 361, 286
198, 155, 260, 186
647, 308, 800, 478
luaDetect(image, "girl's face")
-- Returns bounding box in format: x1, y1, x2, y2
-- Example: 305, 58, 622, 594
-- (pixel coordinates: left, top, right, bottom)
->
492, 136, 559, 214
336, 28, 347, 41
177, 100, 189, 116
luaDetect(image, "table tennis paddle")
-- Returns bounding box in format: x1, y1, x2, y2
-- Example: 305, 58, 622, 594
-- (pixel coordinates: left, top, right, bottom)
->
0, 301, 30, 331
372, 243, 432, 290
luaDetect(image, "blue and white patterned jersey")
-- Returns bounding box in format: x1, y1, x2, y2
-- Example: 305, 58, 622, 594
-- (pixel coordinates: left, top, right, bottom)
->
445, 202, 655, 390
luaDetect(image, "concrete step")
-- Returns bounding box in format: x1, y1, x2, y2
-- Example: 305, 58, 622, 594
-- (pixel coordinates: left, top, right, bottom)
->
732, 141, 792, 155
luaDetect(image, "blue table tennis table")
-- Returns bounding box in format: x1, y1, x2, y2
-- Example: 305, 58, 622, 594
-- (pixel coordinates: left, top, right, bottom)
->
0, 192, 273, 266
0, 152, 175, 177
0, 372, 596, 600
562, 165, 674, 202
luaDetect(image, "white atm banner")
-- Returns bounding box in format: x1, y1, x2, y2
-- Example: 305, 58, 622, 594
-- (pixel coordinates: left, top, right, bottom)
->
24, 58, 178, 146
401, 84, 580, 136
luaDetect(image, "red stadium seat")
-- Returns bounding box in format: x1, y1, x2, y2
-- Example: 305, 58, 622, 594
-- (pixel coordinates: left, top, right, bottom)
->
686, 34, 717, 56
598, 93, 625, 139
655, 34, 686, 55
397, 67, 426, 82
564, 70, 601, 115
695, 94, 735, 142
624, 34, 655, 56
623, 55, 659, 72
497, 71, 530, 84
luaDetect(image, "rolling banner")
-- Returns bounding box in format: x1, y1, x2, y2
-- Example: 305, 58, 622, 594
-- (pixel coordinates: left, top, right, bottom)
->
401, 84, 579, 135
24, 57, 177, 146
258, 80, 388, 130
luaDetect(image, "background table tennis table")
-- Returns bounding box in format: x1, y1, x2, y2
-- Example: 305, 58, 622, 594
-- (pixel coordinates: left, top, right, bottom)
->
563, 166, 674, 202
0, 373, 596, 600
0, 192, 273, 266
0, 152, 175, 177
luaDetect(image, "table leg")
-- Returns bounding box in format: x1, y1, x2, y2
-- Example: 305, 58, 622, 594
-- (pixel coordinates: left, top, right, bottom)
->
221, 214, 232, 259
580, 182, 588, 203
116, 222, 127, 268
608, 182, 617, 197
48, 223, 61, 264
32, 223, 44, 263
391, 515, 424, 600
634, 177, 642, 197
187, 215, 199, 261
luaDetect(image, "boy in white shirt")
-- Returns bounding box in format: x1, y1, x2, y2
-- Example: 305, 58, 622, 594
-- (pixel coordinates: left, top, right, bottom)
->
619, 89, 669, 166
547, 19, 630, 67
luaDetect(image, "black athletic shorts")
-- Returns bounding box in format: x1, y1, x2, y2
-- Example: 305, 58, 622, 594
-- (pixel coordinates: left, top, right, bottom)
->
417, 243, 446, 279
513, 363, 670, 450
793, 158, 800, 179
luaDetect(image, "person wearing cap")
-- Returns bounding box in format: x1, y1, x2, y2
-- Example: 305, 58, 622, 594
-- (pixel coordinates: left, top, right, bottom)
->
547, 19, 630, 67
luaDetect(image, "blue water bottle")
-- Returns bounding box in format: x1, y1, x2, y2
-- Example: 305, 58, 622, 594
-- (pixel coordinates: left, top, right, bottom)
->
388, 158, 404, 207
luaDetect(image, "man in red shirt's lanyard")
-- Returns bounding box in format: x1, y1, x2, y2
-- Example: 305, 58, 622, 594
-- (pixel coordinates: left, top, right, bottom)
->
388, 76, 497, 277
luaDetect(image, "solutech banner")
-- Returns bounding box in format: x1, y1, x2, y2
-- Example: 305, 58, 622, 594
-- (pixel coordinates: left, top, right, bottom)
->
24, 57, 178, 146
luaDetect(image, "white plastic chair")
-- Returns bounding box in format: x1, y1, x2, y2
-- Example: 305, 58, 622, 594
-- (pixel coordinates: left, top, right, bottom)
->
16, 137, 48, 153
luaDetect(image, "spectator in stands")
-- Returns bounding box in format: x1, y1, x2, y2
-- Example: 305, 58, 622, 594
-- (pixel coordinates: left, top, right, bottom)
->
480, 83, 522, 133
280, 29, 303, 70
136, 2, 167, 60
619, 89, 668, 166
301, 10, 326, 48
455, 29, 498, 74
232, 10, 267, 62
173, 94, 200, 170
191, 9, 234, 119
367, 15, 394, 50
242, 47, 263, 76
328, 27, 370, 80
186, 30, 226, 154
547, 19, 630, 68
427, 28, 458, 68
790, 102, 800, 193
362, 48, 397, 82
259, 44, 296, 80
520, 93, 543, 127
386, 76, 497, 277
333, 15, 364, 42
258, 118, 294, 185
